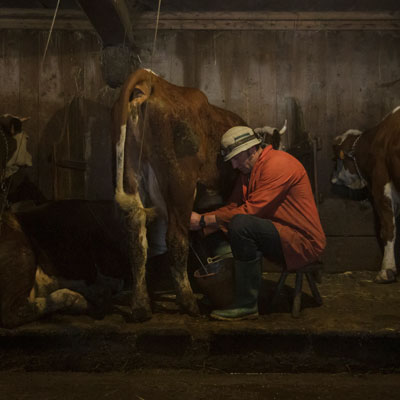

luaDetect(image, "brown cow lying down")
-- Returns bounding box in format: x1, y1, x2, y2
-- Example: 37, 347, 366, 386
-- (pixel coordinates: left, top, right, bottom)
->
0, 200, 128, 328
0, 115, 127, 327
332, 105, 400, 283
112, 68, 284, 321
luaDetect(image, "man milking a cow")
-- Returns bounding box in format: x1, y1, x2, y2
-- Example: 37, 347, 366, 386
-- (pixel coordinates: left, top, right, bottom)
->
190, 126, 326, 321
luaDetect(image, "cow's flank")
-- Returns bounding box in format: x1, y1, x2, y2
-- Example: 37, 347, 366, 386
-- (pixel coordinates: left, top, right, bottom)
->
332, 106, 400, 283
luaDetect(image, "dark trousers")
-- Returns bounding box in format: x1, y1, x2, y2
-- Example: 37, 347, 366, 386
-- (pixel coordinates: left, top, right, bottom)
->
228, 214, 285, 263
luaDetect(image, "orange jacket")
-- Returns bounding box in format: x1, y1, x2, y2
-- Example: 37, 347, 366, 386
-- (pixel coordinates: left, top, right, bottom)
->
210, 145, 326, 270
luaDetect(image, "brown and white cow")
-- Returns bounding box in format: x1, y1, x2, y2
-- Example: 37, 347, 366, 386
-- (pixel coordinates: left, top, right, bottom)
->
0, 115, 125, 328
0, 114, 32, 180
332, 105, 400, 283
112, 69, 284, 321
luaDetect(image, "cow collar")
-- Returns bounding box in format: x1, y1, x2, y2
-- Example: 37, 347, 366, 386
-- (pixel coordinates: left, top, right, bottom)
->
343, 133, 367, 186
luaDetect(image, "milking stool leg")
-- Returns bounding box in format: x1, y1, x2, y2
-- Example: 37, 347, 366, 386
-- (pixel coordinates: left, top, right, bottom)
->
292, 271, 303, 318
305, 272, 323, 305
270, 271, 288, 310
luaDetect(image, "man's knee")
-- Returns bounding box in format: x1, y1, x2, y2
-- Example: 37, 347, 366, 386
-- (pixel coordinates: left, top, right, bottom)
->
228, 214, 251, 236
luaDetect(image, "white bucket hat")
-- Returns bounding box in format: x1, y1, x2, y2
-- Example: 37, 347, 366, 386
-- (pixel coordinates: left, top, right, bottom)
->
220, 126, 261, 161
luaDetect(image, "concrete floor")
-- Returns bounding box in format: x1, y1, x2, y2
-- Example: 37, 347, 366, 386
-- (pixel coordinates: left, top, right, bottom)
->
1, 271, 399, 374
1, 370, 400, 400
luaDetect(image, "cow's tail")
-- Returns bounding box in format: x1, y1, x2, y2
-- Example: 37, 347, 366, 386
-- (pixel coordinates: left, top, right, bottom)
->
113, 70, 158, 222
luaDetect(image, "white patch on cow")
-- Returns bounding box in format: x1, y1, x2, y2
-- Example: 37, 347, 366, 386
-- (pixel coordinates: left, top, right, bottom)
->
331, 160, 367, 189
334, 129, 362, 146
381, 182, 399, 272
392, 105, 400, 115
5, 132, 32, 178
143, 68, 158, 76
34, 266, 59, 297
115, 124, 127, 194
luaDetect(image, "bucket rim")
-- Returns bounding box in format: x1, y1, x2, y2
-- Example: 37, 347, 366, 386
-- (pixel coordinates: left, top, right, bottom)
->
194, 268, 218, 279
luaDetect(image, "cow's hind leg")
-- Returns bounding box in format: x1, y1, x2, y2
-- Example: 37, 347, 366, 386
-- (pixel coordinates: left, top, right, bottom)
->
167, 216, 199, 316
117, 193, 152, 321
374, 182, 398, 283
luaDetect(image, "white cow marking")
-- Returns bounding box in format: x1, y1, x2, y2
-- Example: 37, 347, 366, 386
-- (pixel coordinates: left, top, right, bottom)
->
381, 182, 399, 272
143, 68, 158, 76
5, 132, 32, 178
116, 124, 127, 194
391, 105, 400, 115
334, 129, 362, 146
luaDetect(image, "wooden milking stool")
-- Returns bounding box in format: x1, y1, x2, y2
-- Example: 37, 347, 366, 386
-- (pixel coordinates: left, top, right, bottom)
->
270, 261, 323, 318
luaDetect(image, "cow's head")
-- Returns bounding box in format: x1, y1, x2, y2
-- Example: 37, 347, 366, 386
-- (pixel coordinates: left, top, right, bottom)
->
331, 129, 366, 190
254, 120, 287, 151
0, 114, 32, 179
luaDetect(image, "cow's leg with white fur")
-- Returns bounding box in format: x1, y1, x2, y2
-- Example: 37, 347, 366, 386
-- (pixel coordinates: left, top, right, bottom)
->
166, 210, 199, 316
2, 288, 89, 329
116, 192, 152, 321
373, 181, 398, 283
1, 267, 89, 329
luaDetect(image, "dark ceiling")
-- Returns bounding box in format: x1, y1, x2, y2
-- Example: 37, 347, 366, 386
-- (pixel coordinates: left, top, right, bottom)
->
0, 0, 399, 12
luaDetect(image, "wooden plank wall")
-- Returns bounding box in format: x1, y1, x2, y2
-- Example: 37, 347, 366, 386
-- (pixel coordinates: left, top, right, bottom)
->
1, 25, 399, 202
0, 29, 115, 201
134, 29, 400, 196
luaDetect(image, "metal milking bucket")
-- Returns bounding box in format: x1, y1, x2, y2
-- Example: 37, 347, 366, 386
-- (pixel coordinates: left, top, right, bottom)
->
193, 252, 234, 309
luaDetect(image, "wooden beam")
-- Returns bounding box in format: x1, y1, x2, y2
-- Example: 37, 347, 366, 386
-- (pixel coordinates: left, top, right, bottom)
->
77, 0, 135, 46
132, 11, 400, 31
0, 8, 93, 30
2, 9, 399, 32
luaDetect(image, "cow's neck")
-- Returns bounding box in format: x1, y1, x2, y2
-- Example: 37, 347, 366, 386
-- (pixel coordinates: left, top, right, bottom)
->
354, 128, 375, 183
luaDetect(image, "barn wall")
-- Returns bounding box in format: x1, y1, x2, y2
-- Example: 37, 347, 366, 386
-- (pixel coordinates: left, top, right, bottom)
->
1, 26, 399, 202
134, 29, 400, 197
0, 29, 115, 201
1, 16, 399, 272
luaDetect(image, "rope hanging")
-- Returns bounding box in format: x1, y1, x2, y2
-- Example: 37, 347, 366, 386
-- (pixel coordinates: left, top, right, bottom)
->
41, 0, 61, 70
138, 0, 162, 171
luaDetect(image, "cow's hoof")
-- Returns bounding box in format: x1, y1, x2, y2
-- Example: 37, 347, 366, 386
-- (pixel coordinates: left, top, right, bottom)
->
180, 298, 200, 316
128, 306, 153, 322
374, 269, 397, 284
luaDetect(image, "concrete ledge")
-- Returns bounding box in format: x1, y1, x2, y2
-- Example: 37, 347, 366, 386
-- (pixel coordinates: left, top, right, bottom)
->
1, 322, 399, 373
1, 272, 400, 373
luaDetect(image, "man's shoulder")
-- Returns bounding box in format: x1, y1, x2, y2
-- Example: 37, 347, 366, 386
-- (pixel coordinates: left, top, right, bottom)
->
266, 148, 301, 164
262, 149, 306, 175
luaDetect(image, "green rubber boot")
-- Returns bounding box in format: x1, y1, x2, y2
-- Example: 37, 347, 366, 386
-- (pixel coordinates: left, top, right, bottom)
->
210, 257, 262, 321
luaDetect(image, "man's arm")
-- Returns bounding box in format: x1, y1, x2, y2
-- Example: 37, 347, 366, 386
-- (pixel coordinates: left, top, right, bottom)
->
190, 211, 218, 231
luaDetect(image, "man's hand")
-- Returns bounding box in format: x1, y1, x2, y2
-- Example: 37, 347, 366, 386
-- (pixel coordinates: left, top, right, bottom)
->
190, 211, 202, 231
